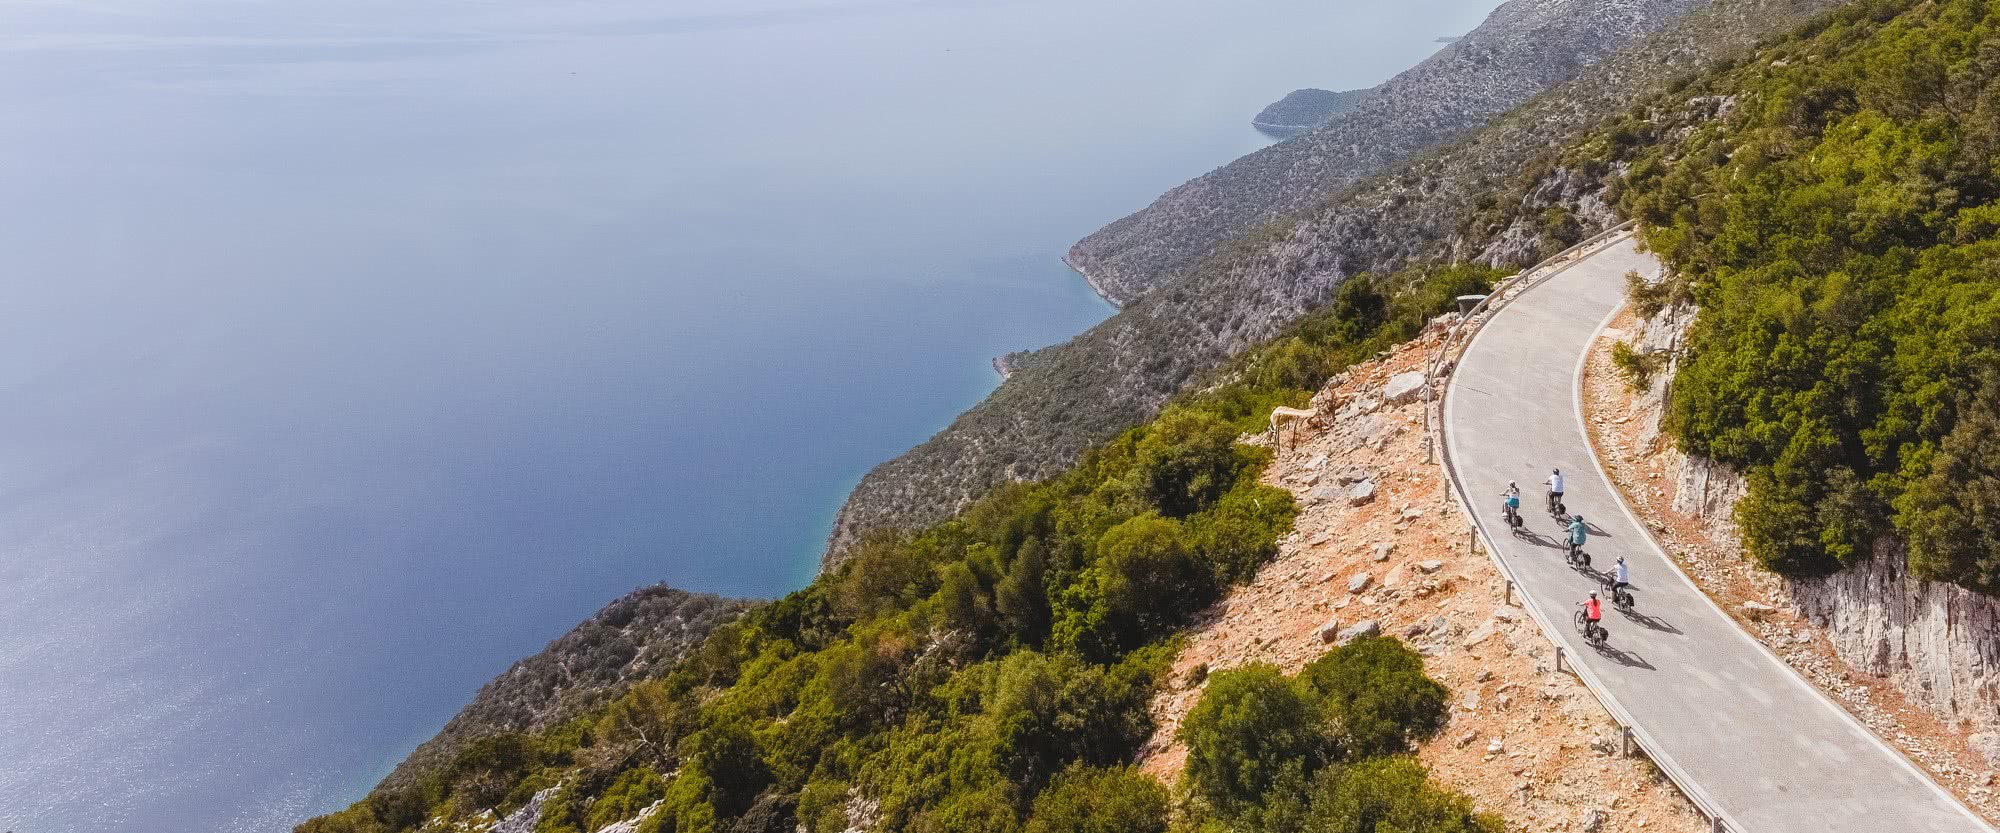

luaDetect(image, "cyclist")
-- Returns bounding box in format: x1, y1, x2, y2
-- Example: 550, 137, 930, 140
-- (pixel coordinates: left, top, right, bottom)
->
1580, 592, 1604, 640
1611, 556, 1630, 602
1545, 468, 1566, 512
1567, 514, 1588, 560
1500, 481, 1522, 526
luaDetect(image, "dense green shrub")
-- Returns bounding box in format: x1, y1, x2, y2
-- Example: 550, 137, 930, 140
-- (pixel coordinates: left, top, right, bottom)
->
1178, 639, 1480, 832
1297, 757, 1504, 833
1609, 341, 1662, 391
1180, 664, 1328, 817
1022, 765, 1168, 833
588, 768, 667, 830
1300, 635, 1449, 759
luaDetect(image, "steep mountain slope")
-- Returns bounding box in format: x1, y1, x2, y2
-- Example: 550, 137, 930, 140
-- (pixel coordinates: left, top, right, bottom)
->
302, 248, 1515, 833
378, 585, 748, 791
1066, 0, 1708, 307
823, 0, 1841, 569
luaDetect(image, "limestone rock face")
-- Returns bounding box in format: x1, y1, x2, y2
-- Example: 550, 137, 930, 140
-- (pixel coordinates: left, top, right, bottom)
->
492, 787, 560, 833
1792, 544, 2000, 733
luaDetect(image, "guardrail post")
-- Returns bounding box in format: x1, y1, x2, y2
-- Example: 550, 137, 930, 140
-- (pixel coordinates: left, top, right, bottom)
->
1555, 646, 1566, 674
1621, 726, 1634, 757
1712, 816, 1726, 833
1505, 580, 1515, 605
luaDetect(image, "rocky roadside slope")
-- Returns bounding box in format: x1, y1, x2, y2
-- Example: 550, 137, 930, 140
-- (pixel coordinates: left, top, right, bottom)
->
1581, 305, 2000, 822
1140, 320, 1708, 832
1068, 0, 1707, 307
820, 0, 1843, 571
378, 585, 749, 791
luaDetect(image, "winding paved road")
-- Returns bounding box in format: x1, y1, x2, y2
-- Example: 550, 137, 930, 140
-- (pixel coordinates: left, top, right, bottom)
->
1443, 236, 1991, 833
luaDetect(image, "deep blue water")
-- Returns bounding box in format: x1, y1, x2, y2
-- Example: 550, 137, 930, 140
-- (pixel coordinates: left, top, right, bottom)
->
0, 0, 1503, 830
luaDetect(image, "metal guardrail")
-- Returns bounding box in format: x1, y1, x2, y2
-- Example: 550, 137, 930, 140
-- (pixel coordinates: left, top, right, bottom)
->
1415, 223, 1740, 833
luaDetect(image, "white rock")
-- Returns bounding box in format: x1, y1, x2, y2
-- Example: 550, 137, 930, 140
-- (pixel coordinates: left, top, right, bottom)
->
1335, 620, 1380, 646
1318, 619, 1342, 644
1347, 480, 1378, 506
1348, 572, 1373, 594
1464, 621, 1498, 648
1384, 370, 1428, 405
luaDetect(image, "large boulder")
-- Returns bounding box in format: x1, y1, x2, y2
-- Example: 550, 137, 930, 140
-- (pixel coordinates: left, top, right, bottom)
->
1318, 619, 1343, 644
1383, 371, 1428, 405
1346, 480, 1378, 506
1335, 620, 1380, 646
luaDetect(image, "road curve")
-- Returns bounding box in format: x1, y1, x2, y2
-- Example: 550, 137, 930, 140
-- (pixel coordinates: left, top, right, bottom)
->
1443, 236, 1991, 833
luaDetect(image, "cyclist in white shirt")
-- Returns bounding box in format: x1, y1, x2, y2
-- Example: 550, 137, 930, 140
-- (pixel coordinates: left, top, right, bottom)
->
1545, 468, 1565, 512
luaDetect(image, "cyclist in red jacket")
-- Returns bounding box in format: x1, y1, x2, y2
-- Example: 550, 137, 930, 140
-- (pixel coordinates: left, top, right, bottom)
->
1578, 592, 1605, 641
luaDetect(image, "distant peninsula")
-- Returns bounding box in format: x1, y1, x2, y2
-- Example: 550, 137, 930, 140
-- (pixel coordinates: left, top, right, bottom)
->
1250, 86, 1377, 137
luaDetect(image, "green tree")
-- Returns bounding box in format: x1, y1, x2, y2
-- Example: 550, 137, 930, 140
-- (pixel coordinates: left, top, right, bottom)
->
1095, 514, 1214, 642
1135, 411, 1245, 517
1300, 757, 1502, 833
1179, 664, 1329, 816
1301, 636, 1448, 759
1023, 765, 1168, 833
994, 536, 1051, 644
1899, 367, 2000, 590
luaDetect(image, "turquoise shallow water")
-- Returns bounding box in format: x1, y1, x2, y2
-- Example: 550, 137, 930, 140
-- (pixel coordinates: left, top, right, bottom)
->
0, 0, 1502, 830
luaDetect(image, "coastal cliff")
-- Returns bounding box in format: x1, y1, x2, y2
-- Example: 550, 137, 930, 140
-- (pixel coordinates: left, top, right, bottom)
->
376, 585, 747, 791
1066, 0, 1710, 307
822, 0, 1840, 571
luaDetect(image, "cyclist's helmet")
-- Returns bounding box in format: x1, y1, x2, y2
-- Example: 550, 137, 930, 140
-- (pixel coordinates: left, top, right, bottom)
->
1589, 591, 1599, 599
1508, 480, 1517, 488
1553, 468, 1561, 475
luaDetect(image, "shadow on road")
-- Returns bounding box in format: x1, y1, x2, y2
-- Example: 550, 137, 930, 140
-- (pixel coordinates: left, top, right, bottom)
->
1618, 607, 1681, 635
1517, 530, 1562, 550
1592, 642, 1655, 670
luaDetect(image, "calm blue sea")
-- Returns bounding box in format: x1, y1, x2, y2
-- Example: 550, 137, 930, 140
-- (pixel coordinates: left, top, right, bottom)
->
0, 0, 1503, 830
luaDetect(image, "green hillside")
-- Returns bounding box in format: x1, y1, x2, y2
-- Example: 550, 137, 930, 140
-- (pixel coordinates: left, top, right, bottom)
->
1600, 0, 2000, 590
298, 265, 1503, 833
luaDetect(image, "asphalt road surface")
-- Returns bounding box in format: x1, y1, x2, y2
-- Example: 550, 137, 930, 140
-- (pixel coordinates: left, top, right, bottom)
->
1444, 236, 1991, 833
